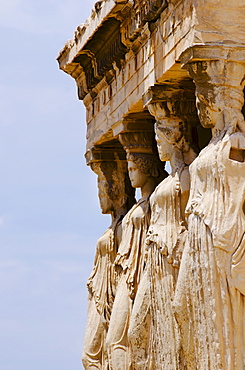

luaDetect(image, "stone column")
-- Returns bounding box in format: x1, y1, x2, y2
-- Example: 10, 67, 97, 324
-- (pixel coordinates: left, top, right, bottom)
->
125, 85, 198, 369
106, 118, 166, 370
173, 46, 245, 369
82, 146, 135, 370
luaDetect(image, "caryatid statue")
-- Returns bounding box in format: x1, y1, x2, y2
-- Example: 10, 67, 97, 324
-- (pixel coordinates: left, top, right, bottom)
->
82, 148, 135, 370
174, 46, 245, 370
106, 131, 167, 369
128, 87, 198, 370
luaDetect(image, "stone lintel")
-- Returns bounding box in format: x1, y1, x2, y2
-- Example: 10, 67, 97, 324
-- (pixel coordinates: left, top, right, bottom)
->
143, 84, 195, 108
180, 45, 245, 67
59, 0, 245, 157
85, 144, 126, 166
112, 113, 155, 137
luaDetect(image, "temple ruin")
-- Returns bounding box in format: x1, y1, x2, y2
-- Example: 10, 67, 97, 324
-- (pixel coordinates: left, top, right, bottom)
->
57, 1, 245, 368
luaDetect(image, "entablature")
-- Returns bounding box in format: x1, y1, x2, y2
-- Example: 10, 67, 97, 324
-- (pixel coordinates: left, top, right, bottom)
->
58, 0, 245, 151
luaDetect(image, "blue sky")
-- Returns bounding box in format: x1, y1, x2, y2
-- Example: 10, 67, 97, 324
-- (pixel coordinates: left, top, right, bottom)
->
0, 1, 111, 369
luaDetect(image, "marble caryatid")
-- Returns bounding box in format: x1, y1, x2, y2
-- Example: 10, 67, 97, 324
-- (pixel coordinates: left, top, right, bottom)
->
58, 1, 245, 367
174, 51, 245, 370
128, 91, 198, 369
82, 151, 135, 369
106, 131, 167, 369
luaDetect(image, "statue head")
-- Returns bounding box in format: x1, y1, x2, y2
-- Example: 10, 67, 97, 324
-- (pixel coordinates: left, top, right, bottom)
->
119, 131, 166, 189
195, 87, 223, 129
187, 60, 245, 134
91, 159, 135, 215
148, 100, 199, 163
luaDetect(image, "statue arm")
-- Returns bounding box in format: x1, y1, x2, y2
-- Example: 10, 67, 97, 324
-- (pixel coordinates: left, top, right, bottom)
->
115, 220, 123, 252
179, 168, 190, 224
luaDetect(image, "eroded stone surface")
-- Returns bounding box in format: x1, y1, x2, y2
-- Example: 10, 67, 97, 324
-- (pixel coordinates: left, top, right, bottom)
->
58, 1, 245, 368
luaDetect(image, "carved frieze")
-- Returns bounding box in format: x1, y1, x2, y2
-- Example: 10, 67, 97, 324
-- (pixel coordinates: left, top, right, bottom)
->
120, 0, 168, 47
74, 0, 169, 99
133, 0, 167, 27
73, 18, 127, 99
58, 1, 245, 368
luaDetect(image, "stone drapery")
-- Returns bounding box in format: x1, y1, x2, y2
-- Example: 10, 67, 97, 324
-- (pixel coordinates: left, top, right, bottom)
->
82, 49, 245, 369
58, 2, 245, 367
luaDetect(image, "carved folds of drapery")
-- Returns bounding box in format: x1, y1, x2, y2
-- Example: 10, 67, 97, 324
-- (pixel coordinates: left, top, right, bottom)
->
172, 46, 245, 370
57, 0, 245, 366
82, 46, 245, 369
105, 127, 167, 369
82, 145, 136, 369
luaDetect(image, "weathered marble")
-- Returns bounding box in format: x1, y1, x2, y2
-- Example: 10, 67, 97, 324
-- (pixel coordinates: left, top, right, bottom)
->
174, 52, 245, 370
106, 131, 166, 369
58, 1, 245, 368
82, 148, 135, 369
